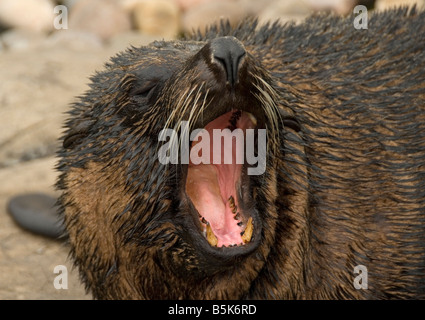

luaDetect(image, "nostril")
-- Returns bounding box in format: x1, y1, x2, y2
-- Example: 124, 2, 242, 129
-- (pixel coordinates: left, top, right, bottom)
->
210, 36, 246, 87
214, 56, 232, 84
214, 56, 227, 71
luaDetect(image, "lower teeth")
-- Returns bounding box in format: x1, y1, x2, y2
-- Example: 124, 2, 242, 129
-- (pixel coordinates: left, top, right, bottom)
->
201, 216, 254, 247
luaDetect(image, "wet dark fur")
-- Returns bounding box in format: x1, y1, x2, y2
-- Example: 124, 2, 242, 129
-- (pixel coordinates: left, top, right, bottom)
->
57, 8, 425, 299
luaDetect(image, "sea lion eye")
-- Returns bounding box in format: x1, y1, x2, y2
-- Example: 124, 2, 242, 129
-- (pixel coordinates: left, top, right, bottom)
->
282, 117, 301, 132
131, 64, 173, 101
62, 120, 93, 149
278, 108, 301, 132
133, 83, 157, 99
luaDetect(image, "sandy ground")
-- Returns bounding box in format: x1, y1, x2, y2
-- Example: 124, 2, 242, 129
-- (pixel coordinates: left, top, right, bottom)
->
0, 157, 90, 299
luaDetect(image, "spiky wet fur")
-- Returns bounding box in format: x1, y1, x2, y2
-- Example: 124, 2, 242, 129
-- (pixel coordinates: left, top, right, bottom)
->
57, 7, 425, 299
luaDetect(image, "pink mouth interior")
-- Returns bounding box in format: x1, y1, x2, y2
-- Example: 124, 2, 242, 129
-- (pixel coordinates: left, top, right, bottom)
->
185, 110, 256, 247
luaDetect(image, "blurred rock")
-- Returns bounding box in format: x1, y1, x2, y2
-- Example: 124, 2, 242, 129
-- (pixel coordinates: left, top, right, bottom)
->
375, 0, 425, 10
175, 0, 211, 11
69, 0, 132, 41
257, 0, 358, 26
45, 30, 104, 51
0, 0, 55, 33
0, 44, 116, 170
120, 0, 148, 11
0, 29, 47, 51
131, 0, 180, 39
0, 120, 60, 169
306, 0, 357, 14
108, 31, 159, 51
236, 0, 278, 16
61, 0, 79, 9
258, 0, 313, 25
182, 0, 248, 33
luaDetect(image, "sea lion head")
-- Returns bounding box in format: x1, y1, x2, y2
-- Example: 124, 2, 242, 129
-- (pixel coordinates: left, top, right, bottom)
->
59, 21, 300, 299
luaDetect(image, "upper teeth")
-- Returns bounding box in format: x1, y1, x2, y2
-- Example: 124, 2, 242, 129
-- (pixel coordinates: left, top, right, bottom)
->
228, 195, 237, 213
206, 222, 218, 247
241, 217, 253, 244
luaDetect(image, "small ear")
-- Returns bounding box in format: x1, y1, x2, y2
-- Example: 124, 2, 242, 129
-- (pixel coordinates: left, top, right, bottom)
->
282, 117, 301, 132
63, 131, 88, 149
62, 120, 93, 149
278, 107, 301, 132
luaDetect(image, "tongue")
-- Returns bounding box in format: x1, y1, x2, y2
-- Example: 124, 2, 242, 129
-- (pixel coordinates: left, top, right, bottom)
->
186, 164, 243, 247
186, 110, 254, 247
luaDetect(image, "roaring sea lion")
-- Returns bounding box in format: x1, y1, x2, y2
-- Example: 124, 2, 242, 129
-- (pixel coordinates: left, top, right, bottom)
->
56, 7, 425, 299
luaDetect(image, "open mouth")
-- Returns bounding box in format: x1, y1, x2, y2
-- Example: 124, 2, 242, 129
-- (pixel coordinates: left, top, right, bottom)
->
185, 109, 259, 249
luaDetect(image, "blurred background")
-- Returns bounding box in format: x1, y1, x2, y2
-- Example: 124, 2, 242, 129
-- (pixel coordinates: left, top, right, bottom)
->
0, 0, 423, 300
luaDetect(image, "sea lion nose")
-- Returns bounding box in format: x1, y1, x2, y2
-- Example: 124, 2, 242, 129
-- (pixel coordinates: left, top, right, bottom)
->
210, 36, 246, 87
